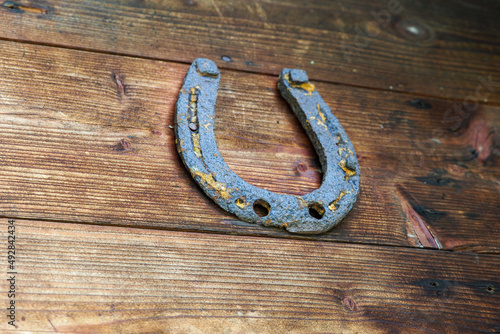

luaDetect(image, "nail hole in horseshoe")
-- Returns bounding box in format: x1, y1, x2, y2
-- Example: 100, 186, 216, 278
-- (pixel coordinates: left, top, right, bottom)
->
235, 196, 245, 208
253, 199, 270, 217
308, 202, 325, 219
336, 134, 346, 145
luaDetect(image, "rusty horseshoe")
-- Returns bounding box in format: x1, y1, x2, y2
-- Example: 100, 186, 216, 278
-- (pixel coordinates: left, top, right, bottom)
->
175, 58, 360, 234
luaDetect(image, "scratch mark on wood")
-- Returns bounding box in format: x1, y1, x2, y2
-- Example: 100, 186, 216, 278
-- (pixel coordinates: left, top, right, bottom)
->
253, 1, 268, 22
2, 1, 47, 14
342, 296, 357, 311
113, 138, 132, 152
208, 0, 225, 21
47, 318, 57, 332
451, 244, 500, 254
396, 185, 442, 249
113, 72, 126, 99
467, 116, 496, 164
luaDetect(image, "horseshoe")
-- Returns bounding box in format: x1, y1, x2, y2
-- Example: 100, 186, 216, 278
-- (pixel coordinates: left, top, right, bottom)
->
175, 58, 360, 234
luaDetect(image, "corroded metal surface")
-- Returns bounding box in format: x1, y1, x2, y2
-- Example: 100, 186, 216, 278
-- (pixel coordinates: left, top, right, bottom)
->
175, 58, 360, 234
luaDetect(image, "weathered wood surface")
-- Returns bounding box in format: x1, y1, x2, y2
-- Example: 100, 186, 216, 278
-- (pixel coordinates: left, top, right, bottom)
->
0, 0, 498, 332
1, 219, 499, 333
0, 0, 499, 103
0, 40, 498, 250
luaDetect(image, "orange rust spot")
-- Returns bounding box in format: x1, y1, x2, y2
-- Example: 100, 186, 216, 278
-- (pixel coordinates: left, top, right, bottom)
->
339, 160, 356, 181
317, 104, 326, 122
192, 133, 201, 158
235, 197, 247, 209
329, 191, 347, 211
284, 73, 316, 94
299, 82, 316, 94
192, 170, 230, 199
310, 116, 327, 130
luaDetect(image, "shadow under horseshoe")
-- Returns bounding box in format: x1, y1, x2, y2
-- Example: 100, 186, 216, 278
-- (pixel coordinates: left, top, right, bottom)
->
174, 58, 360, 234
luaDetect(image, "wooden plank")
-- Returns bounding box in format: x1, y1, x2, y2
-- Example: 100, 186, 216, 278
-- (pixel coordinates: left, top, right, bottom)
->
1, 219, 499, 333
0, 0, 499, 103
0, 40, 498, 250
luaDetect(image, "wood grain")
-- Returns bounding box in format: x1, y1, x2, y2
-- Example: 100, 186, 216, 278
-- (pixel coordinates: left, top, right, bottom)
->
0, 0, 499, 103
1, 219, 499, 333
0, 2, 497, 333
0, 40, 498, 250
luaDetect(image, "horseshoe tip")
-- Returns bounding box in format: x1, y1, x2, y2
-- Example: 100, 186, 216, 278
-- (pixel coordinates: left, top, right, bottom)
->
289, 69, 309, 84
280, 68, 316, 94
194, 58, 220, 77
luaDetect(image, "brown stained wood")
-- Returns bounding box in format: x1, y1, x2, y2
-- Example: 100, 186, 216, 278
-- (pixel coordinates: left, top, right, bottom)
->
1, 219, 499, 333
0, 0, 499, 103
0, 40, 498, 250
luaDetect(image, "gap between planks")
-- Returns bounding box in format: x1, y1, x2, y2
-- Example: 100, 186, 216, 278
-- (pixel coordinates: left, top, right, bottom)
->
0, 219, 498, 333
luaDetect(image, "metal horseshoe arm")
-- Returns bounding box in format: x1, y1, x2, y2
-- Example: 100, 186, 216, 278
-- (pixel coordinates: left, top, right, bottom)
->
175, 58, 360, 234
